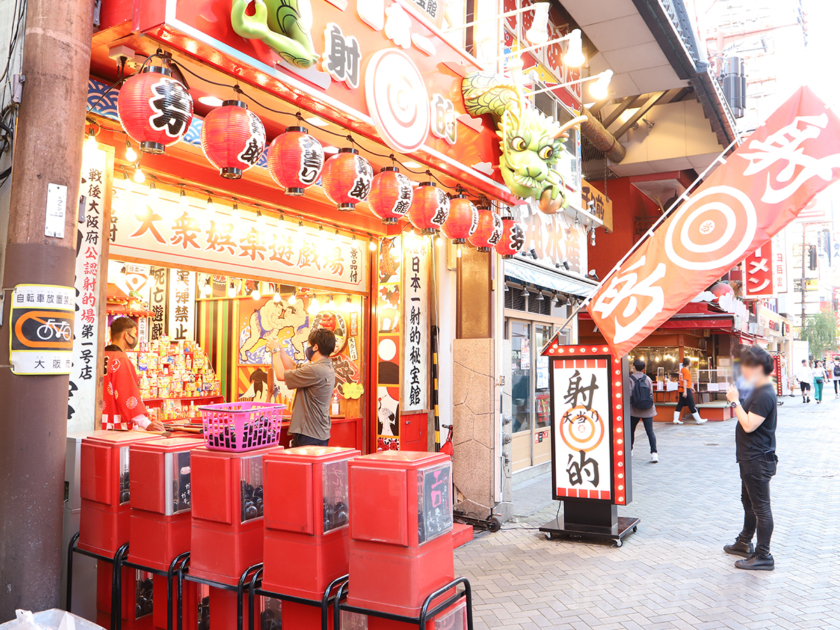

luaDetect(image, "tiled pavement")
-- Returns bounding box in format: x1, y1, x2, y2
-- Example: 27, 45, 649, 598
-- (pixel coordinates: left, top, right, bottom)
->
454, 395, 840, 629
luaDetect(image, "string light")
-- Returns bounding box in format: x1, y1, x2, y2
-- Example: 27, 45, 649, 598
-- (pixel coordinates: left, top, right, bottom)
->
251, 283, 261, 300
125, 140, 137, 163
148, 181, 158, 202
273, 287, 282, 303
228, 280, 237, 298
179, 189, 188, 208
256, 210, 265, 227
457, 244, 462, 258
84, 129, 98, 156
435, 235, 443, 247
369, 237, 377, 252
232, 202, 240, 221
201, 277, 212, 297
288, 291, 297, 305
327, 295, 336, 309
343, 296, 353, 311
133, 165, 145, 184
308, 296, 321, 315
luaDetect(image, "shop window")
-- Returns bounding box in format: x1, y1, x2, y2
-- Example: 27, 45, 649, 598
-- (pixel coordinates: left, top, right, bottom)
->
507, 287, 526, 312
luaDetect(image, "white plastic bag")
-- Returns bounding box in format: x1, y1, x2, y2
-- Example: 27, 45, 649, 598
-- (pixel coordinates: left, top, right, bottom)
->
0, 610, 103, 630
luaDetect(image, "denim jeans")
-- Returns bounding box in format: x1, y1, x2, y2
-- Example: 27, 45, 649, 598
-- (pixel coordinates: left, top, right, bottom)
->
738, 456, 777, 555
630, 416, 657, 453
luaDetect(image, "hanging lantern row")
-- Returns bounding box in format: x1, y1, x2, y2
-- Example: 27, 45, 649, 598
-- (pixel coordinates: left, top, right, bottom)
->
116, 64, 524, 255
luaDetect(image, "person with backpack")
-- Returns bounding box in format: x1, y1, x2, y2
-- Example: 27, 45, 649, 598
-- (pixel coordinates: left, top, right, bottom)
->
629, 358, 658, 463
831, 359, 840, 398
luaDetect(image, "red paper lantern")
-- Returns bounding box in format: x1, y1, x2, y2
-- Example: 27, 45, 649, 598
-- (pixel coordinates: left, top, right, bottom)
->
117, 66, 193, 154
322, 148, 374, 211
408, 182, 449, 235
266, 126, 324, 195
368, 167, 413, 224
495, 215, 525, 257
441, 194, 478, 243
200, 100, 266, 179
468, 207, 504, 252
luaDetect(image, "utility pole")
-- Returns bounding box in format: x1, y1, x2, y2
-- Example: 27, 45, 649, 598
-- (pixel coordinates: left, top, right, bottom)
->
0, 0, 94, 615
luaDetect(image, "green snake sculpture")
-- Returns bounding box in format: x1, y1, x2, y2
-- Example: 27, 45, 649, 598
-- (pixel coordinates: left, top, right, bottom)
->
462, 64, 587, 213
231, 0, 319, 69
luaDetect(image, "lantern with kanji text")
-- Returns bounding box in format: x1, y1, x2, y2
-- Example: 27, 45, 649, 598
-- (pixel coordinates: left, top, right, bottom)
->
495, 212, 525, 257
408, 182, 449, 235
266, 126, 324, 195
468, 207, 503, 252
117, 66, 194, 154
200, 100, 266, 179
367, 167, 413, 224
322, 148, 374, 211
441, 194, 478, 243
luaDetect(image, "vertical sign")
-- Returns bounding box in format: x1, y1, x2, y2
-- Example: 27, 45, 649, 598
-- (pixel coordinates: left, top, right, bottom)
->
744, 245, 774, 298
10, 285, 75, 375
772, 232, 788, 294
543, 344, 629, 506
68, 146, 107, 423
402, 236, 429, 412
149, 266, 168, 340
168, 269, 195, 342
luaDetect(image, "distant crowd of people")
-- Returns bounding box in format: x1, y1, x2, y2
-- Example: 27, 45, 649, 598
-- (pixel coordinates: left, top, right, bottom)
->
794, 357, 840, 403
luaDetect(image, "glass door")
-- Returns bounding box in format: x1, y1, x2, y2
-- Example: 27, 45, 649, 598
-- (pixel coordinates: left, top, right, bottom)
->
533, 324, 553, 465
509, 320, 532, 471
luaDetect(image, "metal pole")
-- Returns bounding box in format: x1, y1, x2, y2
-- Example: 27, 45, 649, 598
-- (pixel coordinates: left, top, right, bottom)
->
0, 0, 94, 613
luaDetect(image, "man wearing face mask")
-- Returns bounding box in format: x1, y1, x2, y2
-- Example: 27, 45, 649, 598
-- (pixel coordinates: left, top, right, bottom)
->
102, 317, 164, 431
268, 328, 337, 447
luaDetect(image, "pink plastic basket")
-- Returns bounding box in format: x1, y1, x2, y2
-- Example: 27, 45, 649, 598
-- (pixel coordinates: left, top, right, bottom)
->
199, 402, 286, 452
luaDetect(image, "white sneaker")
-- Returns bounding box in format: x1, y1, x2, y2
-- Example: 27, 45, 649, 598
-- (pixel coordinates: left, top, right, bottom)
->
650, 453, 659, 463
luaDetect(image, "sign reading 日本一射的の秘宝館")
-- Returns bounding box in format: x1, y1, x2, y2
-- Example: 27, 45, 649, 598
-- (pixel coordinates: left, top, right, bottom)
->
109, 179, 366, 293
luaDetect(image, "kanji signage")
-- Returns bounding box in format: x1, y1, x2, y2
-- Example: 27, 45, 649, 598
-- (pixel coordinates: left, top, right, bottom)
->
430, 94, 456, 146
149, 266, 168, 340
744, 244, 774, 299
402, 235, 429, 412
68, 145, 108, 424
109, 179, 366, 292
541, 343, 629, 506
168, 269, 195, 342
589, 87, 840, 357
10, 284, 75, 375
772, 231, 787, 294
581, 182, 613, 232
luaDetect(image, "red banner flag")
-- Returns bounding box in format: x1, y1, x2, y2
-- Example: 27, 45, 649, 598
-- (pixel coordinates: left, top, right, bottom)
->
588, 87, 840, 357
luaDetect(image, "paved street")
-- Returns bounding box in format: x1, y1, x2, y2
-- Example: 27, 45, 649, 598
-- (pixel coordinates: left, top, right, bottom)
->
454, 396, 840, 629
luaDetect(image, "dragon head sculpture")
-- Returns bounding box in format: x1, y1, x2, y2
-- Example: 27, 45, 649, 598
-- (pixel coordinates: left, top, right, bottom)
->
462, 67, 586, 213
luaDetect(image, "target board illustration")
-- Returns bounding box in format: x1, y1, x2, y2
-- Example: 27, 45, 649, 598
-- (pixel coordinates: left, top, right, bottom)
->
560, 406, 606, 453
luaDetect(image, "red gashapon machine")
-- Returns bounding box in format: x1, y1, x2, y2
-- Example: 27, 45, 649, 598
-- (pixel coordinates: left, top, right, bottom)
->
261, 446, 360, 629
128, 436, 204, 630
189, 443, 283, 629
77, 430, 160, 629
341, 451, 470, 630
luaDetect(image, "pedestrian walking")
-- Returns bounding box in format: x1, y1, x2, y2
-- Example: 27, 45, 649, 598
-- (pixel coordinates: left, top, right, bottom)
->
795, 359, 813, 403
674, 357, 706, 424
725, 346, 778, 571
628, 359, 658, 463
813, 360, 827, 404
831, 358, 840, 398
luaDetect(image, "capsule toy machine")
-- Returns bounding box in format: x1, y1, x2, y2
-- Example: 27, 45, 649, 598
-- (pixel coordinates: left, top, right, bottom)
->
190, 444, 283, 628
78, 430, 161, 628
348, 451, 464, 630
262, 446, 360, 629
128, 436, 204, 630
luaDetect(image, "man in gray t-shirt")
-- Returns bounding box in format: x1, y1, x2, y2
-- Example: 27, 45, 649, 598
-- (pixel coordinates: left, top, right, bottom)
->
268, 328, 336, 446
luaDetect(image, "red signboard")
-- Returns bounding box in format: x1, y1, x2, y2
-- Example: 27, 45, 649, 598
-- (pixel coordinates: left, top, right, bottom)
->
125, 0, 514, 203
588, 87, 840, 357
744, 244, 774, 299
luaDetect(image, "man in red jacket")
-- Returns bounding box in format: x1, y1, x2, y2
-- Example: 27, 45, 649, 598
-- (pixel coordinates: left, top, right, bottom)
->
102, 317, 163, 431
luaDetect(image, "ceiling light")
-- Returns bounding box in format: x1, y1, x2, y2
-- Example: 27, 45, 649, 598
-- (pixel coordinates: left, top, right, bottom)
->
564, 29, 585, 68
323, 146, 339, 155
369, 237, 377, 251
125, 140, 137, 163
179, 189, 188, 207
133, 165, 145, 184
288, 292, 297, 305
251, 286, 261, 300
536, 292, 545, 301
521, 287, 530, 297
273, 289, 282, 303
228, 281, 237, 298
198, 95, 224, 107
304, 116, 329, 128
201, 279, 212, 297
327, 295, 336, 309
309, 296, 320, 315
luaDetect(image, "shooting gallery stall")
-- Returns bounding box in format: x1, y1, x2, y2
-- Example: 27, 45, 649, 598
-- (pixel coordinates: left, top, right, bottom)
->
537, 340, 640, 547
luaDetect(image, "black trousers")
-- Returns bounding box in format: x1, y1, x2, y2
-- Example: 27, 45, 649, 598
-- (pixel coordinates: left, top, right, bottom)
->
834, 379, 840, 394
738, 456, 777, 556
675, 389, 697, 414
290, 433, 330, 447
630, 416, 657, 453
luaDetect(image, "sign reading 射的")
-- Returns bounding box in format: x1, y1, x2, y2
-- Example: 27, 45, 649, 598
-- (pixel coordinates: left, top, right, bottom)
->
542, 342, 630, 506
10, 284, 75, 375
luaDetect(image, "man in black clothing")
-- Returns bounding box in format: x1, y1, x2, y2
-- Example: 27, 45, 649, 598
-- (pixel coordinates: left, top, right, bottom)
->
725, 346, 778, 571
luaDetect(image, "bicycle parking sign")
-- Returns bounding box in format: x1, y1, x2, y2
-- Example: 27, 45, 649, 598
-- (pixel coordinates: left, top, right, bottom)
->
10, 284, 75, 375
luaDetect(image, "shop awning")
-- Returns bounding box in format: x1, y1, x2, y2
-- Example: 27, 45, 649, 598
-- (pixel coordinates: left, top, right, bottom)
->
504, 259, 598, 298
